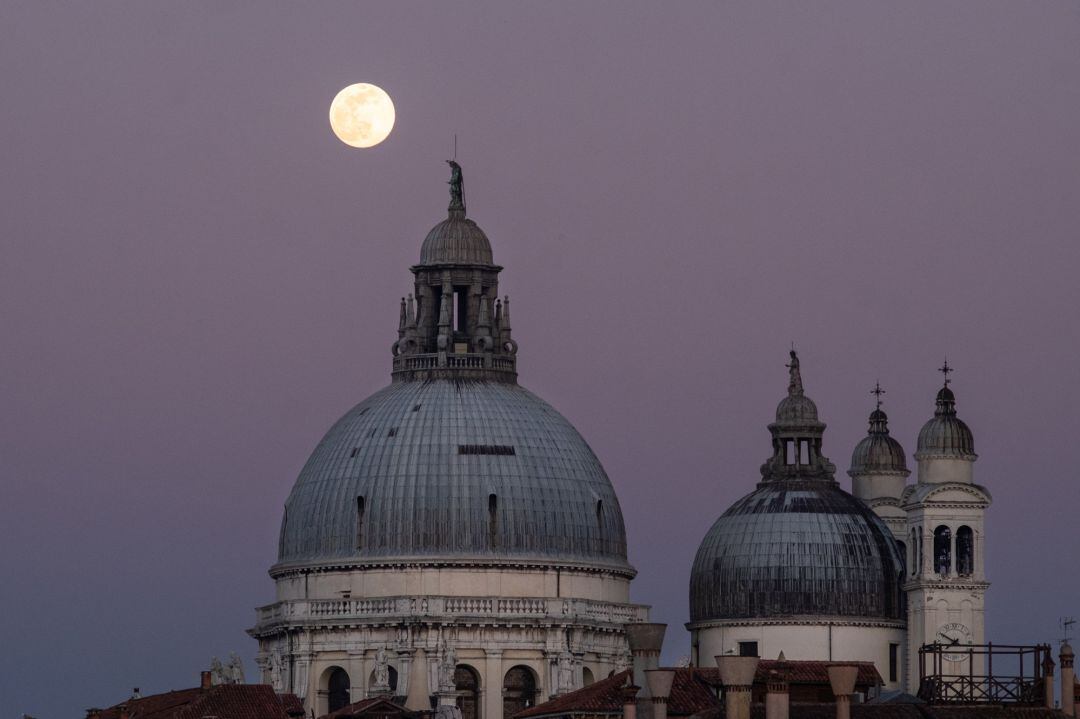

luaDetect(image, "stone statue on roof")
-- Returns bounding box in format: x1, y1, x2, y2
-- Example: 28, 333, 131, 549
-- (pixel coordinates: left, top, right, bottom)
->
447, 160, 465, 213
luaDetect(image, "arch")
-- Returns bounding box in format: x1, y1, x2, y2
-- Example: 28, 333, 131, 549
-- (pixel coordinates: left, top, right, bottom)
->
503, 665, 538, 718
956, 525, 974, 576
582, 667, 595, 686
325, 666, 351, 713
454, 664, 481, 719
896, 540, 907, 575
933, 525, 952, 575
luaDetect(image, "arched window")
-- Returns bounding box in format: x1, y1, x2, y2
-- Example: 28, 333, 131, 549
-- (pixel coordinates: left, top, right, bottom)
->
934, 525, 952, 575
503, 666, 538, 718
455, 665, 481, 719
910, 528, 918, 576
327, 667, 351, 713
957, 526, 974, 576
896, 540, 907, 575
582, 667, 595, 686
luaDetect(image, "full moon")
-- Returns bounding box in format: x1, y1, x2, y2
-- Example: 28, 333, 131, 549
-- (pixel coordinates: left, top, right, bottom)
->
329, 83, 395, 148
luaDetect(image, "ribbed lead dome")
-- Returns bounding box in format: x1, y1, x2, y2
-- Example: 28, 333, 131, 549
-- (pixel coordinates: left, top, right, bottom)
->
689, 481, 905, 622
689, 351, 905, 624
850, 409, 908, 475
916, 386, 975, 458
277, 380, 630, 570
419, 216, 494, 265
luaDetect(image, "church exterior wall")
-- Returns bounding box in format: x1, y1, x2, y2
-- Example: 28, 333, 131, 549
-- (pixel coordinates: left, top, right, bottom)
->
690, 620, 907, 691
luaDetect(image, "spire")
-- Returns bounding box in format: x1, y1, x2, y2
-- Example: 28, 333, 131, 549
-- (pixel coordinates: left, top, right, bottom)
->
786, 350, 803, 397
447, 160, 465, 218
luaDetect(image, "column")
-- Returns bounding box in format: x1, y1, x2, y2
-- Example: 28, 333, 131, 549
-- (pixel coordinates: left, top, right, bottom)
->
484, 650, 503, 719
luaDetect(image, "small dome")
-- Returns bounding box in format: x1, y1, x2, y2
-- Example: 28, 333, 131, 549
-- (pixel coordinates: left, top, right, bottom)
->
916, 386, 975, 458
849, 408, 908, 475
419, 216, 494, 265
689, 481, 905, 622
776, 393, 819, 424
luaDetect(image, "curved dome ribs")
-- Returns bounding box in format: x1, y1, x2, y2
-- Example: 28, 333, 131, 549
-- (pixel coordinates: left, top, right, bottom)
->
690, 351, 905, 624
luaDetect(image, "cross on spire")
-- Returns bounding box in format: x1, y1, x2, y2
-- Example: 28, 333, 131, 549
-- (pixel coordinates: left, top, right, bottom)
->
871, 381, 885, 410
939, 358, 954, 387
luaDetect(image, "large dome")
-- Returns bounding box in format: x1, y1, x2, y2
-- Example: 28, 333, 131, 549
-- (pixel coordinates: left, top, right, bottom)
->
276, 379, 631, 572
689, 480, 905, 622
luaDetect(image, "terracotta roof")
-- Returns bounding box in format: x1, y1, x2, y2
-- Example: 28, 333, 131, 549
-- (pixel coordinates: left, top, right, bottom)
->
515, 670, 633, 718
96, 684, 296, 719
519, 662, 884, 719
687, 704, 1064, 719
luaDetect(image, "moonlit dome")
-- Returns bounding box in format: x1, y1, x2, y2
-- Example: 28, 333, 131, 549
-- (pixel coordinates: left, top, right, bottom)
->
275, 166, 631, 575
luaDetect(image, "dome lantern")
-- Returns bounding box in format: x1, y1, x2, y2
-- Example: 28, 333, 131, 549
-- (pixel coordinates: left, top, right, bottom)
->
761, 350, 836, 483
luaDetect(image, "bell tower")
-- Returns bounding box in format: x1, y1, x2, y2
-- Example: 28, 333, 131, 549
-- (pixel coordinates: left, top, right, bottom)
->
901, 364, 991, 692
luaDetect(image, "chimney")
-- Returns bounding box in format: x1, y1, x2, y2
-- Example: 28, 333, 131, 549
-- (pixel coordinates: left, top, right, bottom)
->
620, 684, 641, 719
826, 665, 859, 719
764, 653, 790, 719
404, 648, 431, 711
1044, 651, 1057, 710
1062, 644, 1075, 717
644, 670, 675, 719
715, 655, 759, 719
625, 624, 666, 693
201, 671, 213, 690
118, 705, 130, 719
131, 688, 141, 700
86, 709, 102, 719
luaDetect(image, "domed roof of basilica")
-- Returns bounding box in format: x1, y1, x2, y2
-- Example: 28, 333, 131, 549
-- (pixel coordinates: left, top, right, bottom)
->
689, 352, 905, 624
274, 164, 631, 575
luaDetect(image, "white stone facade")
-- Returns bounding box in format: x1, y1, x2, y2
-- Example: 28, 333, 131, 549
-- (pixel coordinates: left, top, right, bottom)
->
250, 561, 645, 718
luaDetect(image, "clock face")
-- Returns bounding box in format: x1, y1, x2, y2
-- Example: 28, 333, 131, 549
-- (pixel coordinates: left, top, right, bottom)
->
937, 622, 973, 662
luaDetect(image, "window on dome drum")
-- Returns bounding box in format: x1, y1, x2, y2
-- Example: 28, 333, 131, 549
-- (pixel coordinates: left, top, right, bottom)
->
356, 496, 365, 550
889, 643, 899, 682
458, 444, 516, 456
454, 288, 467, 331
738, 641, 758, 657
957, 526, 974, 576
455, 665, 480, 719
327, 668, 350, 713
784, 440, 796, 465
934, 525, 952, 574
799, 439, 810, 464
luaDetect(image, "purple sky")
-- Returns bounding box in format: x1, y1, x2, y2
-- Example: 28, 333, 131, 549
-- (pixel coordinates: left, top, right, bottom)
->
2, 2, 1079, 717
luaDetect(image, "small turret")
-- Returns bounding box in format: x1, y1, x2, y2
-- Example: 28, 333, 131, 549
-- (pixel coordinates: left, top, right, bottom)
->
915, 361, 976, 484
760, 350, 835, 483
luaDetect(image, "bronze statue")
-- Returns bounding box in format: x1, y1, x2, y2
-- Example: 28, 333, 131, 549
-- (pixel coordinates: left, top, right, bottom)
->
447, 160, 465, 212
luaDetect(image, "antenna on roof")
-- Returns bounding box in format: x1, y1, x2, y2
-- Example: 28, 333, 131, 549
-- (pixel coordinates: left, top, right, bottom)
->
1063, 617, 1076, 645
452, 133, 458, 161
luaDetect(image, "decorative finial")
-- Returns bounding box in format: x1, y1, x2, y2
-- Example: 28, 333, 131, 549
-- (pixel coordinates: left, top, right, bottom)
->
939, 358, 954, 387
446, 160, 465, 216
871, 381, 885, 410
785, 350, 803, 396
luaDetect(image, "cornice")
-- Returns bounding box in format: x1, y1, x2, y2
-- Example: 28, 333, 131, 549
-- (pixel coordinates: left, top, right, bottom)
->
269, 556, 638, 581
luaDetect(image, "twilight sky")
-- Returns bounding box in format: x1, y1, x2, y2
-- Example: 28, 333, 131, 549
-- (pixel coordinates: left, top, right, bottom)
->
2, 2, 1079, 717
